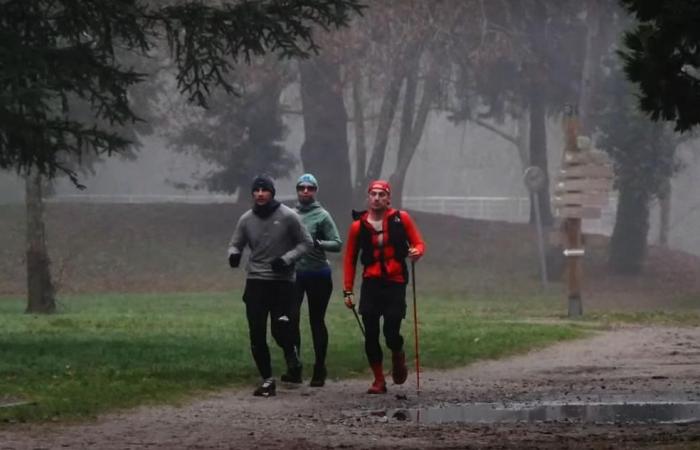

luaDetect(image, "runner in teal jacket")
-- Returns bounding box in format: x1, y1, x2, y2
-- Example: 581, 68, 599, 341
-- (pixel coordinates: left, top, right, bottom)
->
283, 173, 342, 387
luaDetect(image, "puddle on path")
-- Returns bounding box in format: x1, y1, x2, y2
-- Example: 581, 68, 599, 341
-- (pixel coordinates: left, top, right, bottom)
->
383, 401, 700, 425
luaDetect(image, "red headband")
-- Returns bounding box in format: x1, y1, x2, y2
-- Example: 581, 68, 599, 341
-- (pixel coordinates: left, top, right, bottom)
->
368, 180, 391, 195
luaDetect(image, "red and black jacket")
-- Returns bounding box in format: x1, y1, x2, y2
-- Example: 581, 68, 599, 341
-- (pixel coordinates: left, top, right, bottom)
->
343, 208, 425, 292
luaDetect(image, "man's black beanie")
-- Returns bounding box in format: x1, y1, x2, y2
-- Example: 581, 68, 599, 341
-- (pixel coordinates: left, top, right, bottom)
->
251, 174, 276, 196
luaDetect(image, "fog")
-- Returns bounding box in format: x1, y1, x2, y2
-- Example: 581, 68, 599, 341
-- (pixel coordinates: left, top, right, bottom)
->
2, 0, 700, 258
2, 4, 700, 447
2, 119, 700, 257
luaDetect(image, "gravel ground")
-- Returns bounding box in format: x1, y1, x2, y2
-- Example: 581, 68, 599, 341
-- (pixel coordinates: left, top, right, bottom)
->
1, 325, 699, 449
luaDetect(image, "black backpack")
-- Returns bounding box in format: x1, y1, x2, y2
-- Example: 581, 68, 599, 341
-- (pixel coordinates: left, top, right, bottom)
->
352, 210, 409, 280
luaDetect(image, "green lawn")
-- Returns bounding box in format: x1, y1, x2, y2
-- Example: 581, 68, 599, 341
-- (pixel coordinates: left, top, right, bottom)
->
0, 292, 584, 423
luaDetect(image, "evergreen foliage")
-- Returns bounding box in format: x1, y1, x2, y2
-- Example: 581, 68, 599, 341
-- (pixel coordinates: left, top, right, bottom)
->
169, 61, 296, 197
619, 0, 700, 132
595, 57, 680, 274
0, 0, 362, 183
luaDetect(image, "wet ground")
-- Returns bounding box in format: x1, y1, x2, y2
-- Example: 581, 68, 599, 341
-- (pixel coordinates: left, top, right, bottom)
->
1, 325, 699, 449
386, 400, 700, 424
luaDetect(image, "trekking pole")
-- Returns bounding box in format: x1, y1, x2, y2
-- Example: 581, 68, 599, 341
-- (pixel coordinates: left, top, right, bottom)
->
351, 305, 365, 337
411, 260, 420, 395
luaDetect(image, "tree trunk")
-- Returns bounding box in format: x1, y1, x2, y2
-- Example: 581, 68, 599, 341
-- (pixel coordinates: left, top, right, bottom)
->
390, 60, 439, 208
578, 0, 604, 135
609, 184, 650, 274
360, 66, 404, 195
389, 60, 418, 210
351, 70, 368, 206
527, 0, 553, 226
515, 110, 530, 170
658, 178, 671, 247
528, 91, 553, 226
235, 182, 249, 206
25, 171, 56, 314
299, 57, 353, 220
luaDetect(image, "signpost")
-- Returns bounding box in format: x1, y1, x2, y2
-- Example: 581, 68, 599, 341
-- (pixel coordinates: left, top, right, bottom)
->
555, 107, 613, 317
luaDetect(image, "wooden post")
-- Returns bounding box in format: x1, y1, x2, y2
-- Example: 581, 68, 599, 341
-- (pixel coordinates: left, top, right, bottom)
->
562, 107, 583, 317
564, 217, 583, 317
556, 106, 612, 317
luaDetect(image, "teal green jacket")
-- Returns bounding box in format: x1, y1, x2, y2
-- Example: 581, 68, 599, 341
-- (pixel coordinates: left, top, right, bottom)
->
295, 201, 342, 272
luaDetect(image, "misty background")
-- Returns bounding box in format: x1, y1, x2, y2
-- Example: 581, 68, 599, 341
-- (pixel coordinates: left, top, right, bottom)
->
2, 0, 700, 256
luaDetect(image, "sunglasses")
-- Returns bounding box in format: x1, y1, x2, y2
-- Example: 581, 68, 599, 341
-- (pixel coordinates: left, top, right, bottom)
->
296, 185, 317, 192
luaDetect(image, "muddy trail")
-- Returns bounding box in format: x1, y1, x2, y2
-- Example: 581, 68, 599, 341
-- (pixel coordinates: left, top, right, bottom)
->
1, 325, 699, 449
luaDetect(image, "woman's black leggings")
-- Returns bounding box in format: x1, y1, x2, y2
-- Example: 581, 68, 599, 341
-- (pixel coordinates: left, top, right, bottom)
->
291, 274, 333, 367
362, 314, 404, 364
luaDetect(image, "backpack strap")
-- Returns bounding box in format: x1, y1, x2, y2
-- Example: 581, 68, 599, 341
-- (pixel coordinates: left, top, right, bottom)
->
351, 209, 366, 220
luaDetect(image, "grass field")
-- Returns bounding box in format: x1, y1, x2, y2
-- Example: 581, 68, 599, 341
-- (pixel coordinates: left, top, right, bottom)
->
0, 292, 589, 423
2, 203, 700, 311
1, 203, 699, 424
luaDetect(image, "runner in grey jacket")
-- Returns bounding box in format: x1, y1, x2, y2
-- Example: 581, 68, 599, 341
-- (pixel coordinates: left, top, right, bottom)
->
228, 204, 312, 281
228, 175, 313, 397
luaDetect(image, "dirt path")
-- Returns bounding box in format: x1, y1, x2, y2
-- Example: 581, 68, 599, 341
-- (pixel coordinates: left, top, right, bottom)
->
1, 326, 699, 449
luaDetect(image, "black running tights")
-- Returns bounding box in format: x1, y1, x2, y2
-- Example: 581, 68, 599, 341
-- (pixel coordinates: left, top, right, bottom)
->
290, 275, 333, 367
361, 314, 404, 364
243, 279, 298, 379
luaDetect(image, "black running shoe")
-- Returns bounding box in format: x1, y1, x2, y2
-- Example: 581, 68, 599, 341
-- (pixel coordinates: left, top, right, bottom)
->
253, 379, 276, 397
280, 363, 303, 384
309, 365, 326, 387
391, 351, 408, 385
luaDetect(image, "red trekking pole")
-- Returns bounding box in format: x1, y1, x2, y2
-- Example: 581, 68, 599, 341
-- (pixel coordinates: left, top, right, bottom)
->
411, 260, 420, 394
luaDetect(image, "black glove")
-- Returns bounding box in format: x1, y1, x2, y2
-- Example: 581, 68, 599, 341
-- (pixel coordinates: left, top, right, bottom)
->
270, 257, 288, 272
313, 231, 324, 249
228, 254, 241, 268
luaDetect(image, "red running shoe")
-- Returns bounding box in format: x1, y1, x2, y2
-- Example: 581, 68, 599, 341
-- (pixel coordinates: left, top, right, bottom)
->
367, 379, 387, 394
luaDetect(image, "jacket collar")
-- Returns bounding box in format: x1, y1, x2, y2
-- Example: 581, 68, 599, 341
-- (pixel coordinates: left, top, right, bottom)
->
296, 200, 321, 212
360, 207, 397, 224
252, 199, 281, 218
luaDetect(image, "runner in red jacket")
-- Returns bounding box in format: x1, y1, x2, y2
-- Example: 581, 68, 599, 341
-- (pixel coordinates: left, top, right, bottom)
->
343, 180, 425, 394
